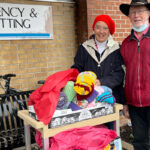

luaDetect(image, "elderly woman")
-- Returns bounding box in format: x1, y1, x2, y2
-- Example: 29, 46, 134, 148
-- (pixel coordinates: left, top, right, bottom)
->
72, 15, 124, 129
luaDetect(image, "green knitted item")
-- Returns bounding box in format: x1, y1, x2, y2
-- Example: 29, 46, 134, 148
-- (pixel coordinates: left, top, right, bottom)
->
62, 81, 76, 102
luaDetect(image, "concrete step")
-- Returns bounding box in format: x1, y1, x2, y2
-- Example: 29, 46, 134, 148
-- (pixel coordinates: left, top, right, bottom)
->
122, 140, 134, 150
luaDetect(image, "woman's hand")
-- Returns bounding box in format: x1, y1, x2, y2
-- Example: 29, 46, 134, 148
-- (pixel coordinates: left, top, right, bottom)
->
123, 105, 130, 119
95, 79, 101, 86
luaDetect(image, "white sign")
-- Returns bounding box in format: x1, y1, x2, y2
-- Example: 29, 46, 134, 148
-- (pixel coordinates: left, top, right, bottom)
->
0, 3, 53, 40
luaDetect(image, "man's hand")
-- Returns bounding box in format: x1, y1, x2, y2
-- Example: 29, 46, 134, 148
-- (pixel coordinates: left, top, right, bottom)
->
123, 105, 130, 119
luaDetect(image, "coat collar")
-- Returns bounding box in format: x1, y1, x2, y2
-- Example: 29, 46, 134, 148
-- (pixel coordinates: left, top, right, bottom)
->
129, 26, 150, 41
86, 35, 118, 50
82, 35, 119, 66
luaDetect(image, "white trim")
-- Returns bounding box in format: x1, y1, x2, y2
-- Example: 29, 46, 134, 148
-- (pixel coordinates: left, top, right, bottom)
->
34, 0, 75, 3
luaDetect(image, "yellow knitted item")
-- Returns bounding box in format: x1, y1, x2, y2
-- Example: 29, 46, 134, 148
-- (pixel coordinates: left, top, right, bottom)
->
74, 84, 92, 95
103, 144, 111, 150
77, 71, 96, 85
74, 71, 97, 95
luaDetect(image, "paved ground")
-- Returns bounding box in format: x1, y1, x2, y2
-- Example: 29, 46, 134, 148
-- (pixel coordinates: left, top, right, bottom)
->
120, 114, 129, 126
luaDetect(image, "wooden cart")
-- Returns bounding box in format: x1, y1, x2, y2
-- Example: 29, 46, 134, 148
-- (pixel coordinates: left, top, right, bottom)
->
18, 103, 123, 150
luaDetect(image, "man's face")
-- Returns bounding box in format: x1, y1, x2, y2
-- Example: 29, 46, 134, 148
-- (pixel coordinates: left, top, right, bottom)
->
129, 6, 150, 28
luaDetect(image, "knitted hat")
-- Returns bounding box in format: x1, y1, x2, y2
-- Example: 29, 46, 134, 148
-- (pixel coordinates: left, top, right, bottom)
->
96, 92, 116, 104
74, 71, 97, 96
76, 84, 94, 100
92, 15, 115, 35
101, 86, 112, 93
62, 81, 76, 102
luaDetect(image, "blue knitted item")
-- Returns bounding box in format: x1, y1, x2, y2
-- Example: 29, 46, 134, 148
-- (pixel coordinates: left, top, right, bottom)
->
101, 86, 112, 93
68, 102, 82, 111
96, 92, 116, 104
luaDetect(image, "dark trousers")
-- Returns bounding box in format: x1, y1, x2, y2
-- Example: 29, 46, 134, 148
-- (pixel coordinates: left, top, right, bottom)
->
128, 105, 150, 150
105, 122, 114, 130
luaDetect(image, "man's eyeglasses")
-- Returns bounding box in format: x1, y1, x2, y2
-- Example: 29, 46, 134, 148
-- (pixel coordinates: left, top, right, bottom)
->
129, 9, 148, 16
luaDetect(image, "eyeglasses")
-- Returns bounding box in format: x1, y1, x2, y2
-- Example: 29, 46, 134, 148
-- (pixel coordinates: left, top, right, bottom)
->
129, 9, 148, 16
94, 25, 109, 31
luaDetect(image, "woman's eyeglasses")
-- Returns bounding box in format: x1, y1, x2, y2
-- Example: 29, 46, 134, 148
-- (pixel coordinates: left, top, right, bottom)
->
94, 26, 109, 31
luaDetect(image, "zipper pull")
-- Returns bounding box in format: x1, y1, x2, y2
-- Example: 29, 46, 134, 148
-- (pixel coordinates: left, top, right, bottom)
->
138, 41, 140, 53
138, 41, 140, 47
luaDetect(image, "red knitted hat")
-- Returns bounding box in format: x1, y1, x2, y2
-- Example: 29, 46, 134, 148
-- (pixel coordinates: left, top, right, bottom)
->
92, 15, 115, 35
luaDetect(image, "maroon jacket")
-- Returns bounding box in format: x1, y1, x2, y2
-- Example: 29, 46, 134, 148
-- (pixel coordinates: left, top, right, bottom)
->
121, 27, 150, 107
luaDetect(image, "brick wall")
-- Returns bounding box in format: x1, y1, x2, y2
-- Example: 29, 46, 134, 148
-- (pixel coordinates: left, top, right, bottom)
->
0, 0, 77, 93
87, 0, 132, 44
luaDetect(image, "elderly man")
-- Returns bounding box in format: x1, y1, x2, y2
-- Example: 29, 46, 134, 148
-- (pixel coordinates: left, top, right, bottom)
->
119, 0, 150, 150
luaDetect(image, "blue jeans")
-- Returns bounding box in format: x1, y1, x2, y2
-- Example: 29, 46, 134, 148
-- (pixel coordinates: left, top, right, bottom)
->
128, 105, 150, 150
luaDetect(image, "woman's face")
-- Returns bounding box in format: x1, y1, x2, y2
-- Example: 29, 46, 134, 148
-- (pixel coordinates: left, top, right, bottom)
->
94, 21, 110, 43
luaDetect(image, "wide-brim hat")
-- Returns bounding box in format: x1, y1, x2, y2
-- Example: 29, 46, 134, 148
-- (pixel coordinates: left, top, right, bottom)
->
120, 0, 150, 16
